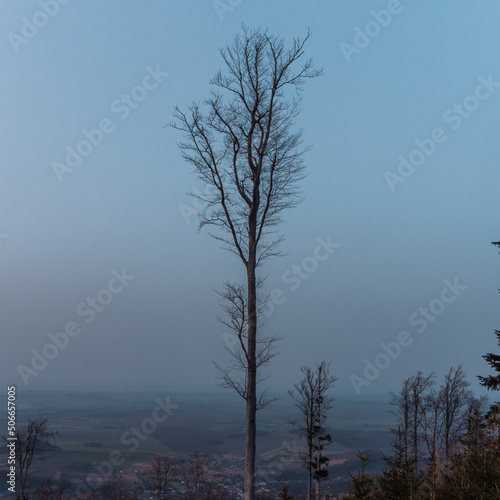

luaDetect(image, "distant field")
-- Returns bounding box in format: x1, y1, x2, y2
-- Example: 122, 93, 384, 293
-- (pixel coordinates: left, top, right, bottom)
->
0, 389, 395, 494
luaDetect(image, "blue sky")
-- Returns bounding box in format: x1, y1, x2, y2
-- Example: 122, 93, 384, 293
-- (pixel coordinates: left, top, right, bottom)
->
1, 1, 499, 398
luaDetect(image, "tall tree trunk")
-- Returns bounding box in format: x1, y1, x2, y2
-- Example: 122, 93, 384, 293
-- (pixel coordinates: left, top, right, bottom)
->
307, 467, 312, 500
245, 240, 257, 500
316, 403, 322, 500
307, 398, 313, 500
413, 405, 419, 469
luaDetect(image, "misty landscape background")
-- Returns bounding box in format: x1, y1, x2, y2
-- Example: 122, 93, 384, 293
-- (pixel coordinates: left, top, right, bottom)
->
2, 1, 499, 398
1, 1, 500, 498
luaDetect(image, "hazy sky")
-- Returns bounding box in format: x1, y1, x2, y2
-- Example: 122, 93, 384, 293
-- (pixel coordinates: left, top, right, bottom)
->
1, 1, 499, 399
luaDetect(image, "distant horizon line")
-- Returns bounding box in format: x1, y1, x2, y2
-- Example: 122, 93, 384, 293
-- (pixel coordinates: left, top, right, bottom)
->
8, 385, 392, 399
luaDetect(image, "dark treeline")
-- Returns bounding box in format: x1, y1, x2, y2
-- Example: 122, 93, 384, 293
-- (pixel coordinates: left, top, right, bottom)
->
344, 366, 500, 500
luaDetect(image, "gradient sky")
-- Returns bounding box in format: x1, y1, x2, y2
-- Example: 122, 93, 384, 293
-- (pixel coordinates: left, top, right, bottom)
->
1, 1, 499, 398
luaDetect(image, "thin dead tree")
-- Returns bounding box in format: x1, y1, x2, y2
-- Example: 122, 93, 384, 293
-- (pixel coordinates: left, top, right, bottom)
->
408, 371, 435, 468
422, 388, 445, 498
438, 365, 472, 460
289, 365, 316, 500
288, 361, 336, 500
171, 25, 321, 500
3, 417, 59, 500
187, 451, 209, 498
313, 362, 336, 500
389, 378, 412, 464
148, 455, 177, 500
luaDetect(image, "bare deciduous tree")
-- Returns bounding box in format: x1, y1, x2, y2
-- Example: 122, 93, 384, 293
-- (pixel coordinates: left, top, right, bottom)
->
148, 455, 177, 500
390, 371, 434, 468
438, 365, 472, 459
289, 361, 336, 500
2, 417, 59, 500
389, 378, 412, 464
422, 388, 444, 498
171, 25, 321, 500
409, 371, 435, 468
187, 451, 209, 498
